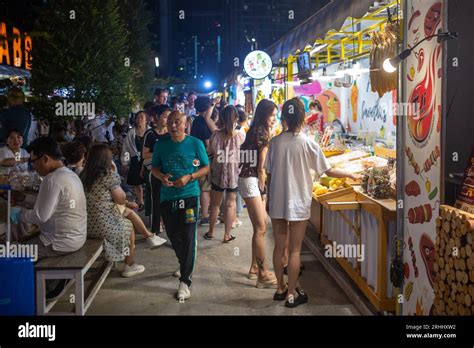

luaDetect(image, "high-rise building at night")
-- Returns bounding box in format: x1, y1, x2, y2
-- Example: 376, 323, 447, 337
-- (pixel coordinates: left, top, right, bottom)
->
152, 0, 329, 84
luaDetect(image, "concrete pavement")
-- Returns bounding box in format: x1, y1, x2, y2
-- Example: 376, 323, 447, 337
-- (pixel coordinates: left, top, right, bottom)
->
55, 210, 360, 315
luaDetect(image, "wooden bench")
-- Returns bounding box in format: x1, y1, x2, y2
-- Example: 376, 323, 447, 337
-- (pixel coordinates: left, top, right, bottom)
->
35, 239, 112, 316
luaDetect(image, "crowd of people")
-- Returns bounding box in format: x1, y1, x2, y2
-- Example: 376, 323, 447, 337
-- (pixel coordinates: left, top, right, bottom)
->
0, 87, 359, 308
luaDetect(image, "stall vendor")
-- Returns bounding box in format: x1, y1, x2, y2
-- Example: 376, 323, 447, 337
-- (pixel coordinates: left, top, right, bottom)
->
305, 100, 324, 134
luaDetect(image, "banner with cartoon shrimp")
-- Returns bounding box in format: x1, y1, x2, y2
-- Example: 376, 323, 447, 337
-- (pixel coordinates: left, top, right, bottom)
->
402, 0, 444, 315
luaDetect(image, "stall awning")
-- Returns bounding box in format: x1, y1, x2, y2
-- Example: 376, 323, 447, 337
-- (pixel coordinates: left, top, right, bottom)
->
266, 0, 378, 62
0, 65, 31, 79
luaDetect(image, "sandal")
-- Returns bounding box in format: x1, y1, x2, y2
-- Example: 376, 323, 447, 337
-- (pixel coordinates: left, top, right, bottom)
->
256, 274, 278, 289
285, 288, 308, 308
223, 235, 236, 243
274, 285, 289, 301
203, 232, 214, 240
247, 272, 258, 280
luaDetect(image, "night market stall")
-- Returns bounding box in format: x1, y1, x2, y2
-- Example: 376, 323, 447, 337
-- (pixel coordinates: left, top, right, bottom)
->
225, 0, 473, 315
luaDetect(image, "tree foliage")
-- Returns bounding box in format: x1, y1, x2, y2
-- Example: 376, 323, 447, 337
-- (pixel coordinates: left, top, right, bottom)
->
30, 0, 154, 121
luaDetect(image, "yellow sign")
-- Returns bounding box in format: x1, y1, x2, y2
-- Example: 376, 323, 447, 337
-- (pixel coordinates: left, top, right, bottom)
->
0, 22, 32, 70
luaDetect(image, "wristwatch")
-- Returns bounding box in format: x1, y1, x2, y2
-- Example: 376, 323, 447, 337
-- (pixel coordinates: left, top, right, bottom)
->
189, 173, 195, 181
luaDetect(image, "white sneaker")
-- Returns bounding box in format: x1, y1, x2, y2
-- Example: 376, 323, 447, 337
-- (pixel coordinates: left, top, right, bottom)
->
173, 268, 181, 278
176, 281, 191, 300
122, 263, 145, 277
232, 220, 243, 229
146, 234, 167, 249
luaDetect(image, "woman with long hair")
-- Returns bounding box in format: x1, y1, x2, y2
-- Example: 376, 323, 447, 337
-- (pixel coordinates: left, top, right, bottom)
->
238, 99, 278, 288
122, 111, 149, 209
81, 145, 164, 277
204, 106, 245, 243
266, 98, 358, 307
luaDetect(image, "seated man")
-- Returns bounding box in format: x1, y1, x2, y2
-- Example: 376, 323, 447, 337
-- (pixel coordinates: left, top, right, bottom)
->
12, 137, 87, 300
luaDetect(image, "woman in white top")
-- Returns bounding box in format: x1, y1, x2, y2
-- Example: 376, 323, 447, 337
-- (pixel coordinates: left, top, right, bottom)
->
121, 111, 150, 208
266, 98, 358, 308
0, 129, 30, 174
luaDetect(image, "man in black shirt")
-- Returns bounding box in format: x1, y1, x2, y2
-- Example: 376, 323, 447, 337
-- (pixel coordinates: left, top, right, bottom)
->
190, 96, 217, 225
142, 105, 171, 235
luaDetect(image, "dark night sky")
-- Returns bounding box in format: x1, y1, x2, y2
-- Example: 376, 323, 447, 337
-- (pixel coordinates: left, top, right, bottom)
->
1, 0, 330, 85
147, 0, 330, 84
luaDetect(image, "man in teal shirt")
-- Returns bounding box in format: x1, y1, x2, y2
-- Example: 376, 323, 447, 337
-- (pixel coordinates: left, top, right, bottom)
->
151, 111, 209, 301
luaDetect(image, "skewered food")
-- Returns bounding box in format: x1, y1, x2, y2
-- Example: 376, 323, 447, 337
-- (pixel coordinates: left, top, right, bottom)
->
406, 147, 421, 175
423, 146, 440, 172
407, 203, 433, 224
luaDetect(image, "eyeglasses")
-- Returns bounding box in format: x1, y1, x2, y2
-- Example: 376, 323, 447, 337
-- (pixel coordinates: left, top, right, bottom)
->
28, 155, 44, 166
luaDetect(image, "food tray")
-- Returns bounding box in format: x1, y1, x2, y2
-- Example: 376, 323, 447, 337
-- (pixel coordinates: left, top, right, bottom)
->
312, 184, 354, 202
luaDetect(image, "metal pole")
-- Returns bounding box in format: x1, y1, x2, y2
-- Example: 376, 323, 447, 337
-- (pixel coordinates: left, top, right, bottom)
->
7, 189, 11, 244
217, 35, 222, 63
440, 0, 448, 203
194, 36, 198, 79
396, 0, 408, 316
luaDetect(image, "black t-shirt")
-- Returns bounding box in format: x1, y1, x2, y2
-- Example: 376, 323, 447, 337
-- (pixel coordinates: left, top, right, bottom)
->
143, 128, 169, 169
190, 116, 212, 143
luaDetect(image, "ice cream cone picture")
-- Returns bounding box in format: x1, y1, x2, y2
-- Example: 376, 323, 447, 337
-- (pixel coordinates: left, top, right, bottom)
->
350, 82, 358, 123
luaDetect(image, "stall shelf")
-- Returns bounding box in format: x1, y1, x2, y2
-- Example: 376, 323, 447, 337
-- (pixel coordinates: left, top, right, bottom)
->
311, 185, 397, 311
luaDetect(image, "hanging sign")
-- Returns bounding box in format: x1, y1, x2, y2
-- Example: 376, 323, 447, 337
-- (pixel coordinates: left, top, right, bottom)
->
244, 50, 273, 80
0, 22, 32, 70
402, 0, 444, 316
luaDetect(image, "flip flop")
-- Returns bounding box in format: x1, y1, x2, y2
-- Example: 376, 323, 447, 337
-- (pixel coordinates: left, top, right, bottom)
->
203, 232, 214, 240
223, 235, 236, 243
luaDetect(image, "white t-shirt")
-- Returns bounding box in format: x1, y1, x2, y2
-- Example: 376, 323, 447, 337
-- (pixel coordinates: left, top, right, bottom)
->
265, 132, 331, 221
0, 146, 29, 175
89, 115, 109, 143
20, 167, 87, 252
186, 106, 196, 117
106, 120, 115, 142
